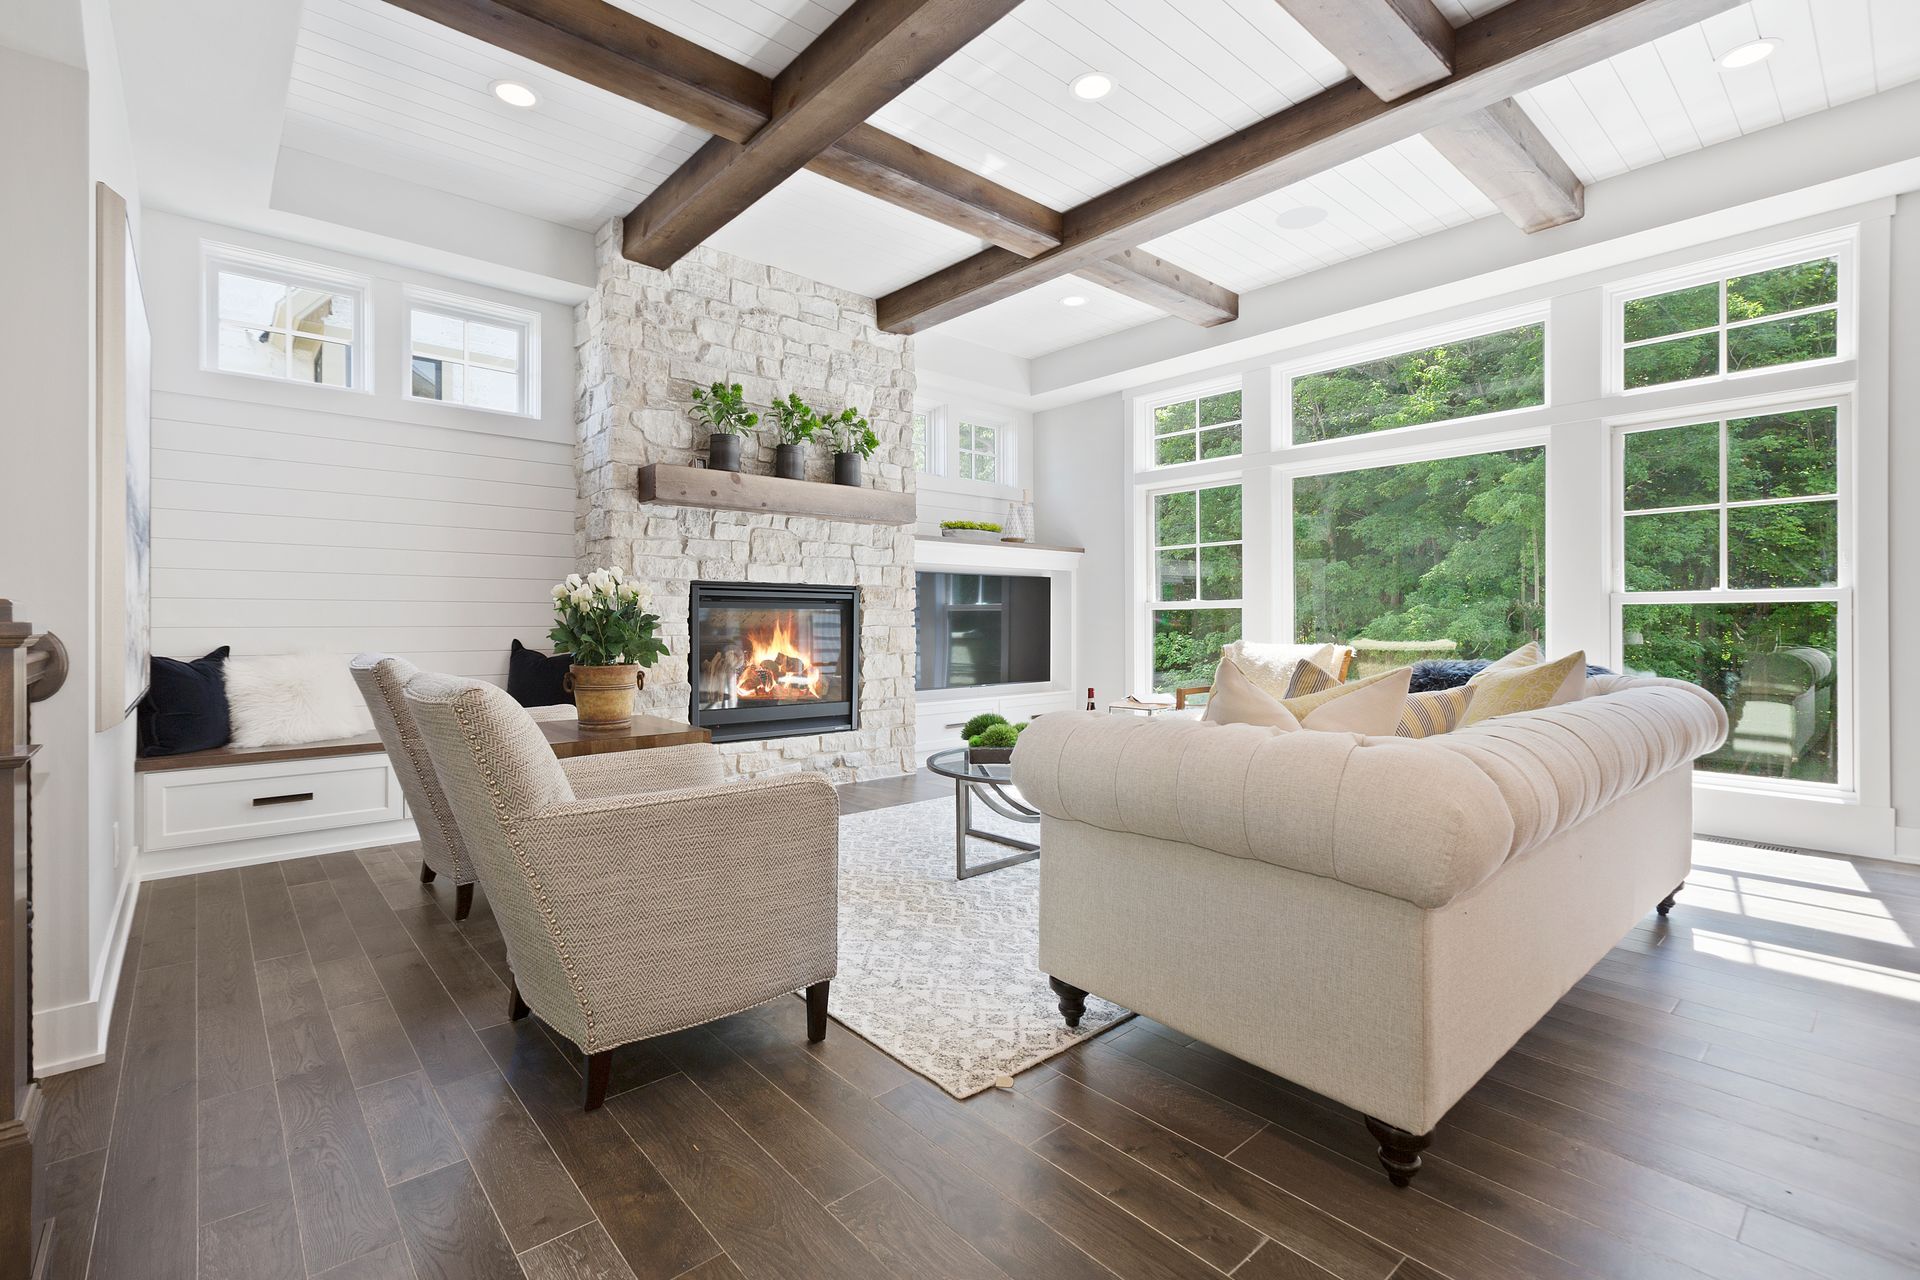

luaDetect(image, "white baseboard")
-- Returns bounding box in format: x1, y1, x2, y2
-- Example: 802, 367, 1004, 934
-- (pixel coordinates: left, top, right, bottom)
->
35, 870, 140, 1076
137, 817, 418, 882
1693, 785, 1897, 861
1895, 825, 1920, 865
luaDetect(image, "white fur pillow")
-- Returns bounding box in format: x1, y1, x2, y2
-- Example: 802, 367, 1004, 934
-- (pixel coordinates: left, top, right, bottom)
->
225, 653, 373, 747
1222, 640, 1344, 698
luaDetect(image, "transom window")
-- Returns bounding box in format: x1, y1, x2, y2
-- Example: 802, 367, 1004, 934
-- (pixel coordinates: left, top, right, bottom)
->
1290, 321, 1544, 443
406, 292, 537, 416
1149, 483, 1242, 691
1620, 255, 1839, 390
1150, 387, 1242, 465
205, 246, 366, 390
958, 421, 998, 482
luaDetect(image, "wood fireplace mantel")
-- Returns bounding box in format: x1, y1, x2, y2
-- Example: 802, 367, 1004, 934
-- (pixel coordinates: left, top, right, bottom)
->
639, 463, 917, 525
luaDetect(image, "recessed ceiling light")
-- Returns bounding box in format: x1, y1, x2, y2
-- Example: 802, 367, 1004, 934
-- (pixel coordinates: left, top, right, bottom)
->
1060, 295, 1088, 307
491, 80, 538, 107
1275, 205, 1328, 230
1070, 72, 1114, 101
1718, 37, 1779, 69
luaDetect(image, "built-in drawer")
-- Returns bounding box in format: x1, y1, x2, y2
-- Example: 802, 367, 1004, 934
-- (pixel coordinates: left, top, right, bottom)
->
138, 753, 406, 853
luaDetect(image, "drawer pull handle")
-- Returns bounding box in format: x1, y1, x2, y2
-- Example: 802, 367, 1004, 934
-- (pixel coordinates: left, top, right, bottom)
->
942, 721, 968, 729
253, 792, 314, 807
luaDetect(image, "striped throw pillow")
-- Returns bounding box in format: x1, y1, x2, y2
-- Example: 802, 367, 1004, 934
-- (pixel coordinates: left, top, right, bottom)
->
1283, 659, 1340, 698
1396, 686, 1474, 738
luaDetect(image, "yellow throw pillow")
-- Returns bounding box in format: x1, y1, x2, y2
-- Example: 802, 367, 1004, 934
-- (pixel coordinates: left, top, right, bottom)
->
1468, 640, 1545, 684
1459, 650, 1587, 726
1397, 686, 1474, 738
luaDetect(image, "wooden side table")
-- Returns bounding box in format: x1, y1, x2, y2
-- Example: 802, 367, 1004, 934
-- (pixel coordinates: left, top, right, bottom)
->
538, 713, 710, 758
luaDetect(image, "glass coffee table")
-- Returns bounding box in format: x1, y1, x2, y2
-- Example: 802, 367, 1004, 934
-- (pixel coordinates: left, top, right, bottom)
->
926, 748, 1040, 879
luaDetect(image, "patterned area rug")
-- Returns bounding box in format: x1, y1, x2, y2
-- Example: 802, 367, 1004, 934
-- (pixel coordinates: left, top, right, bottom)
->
832, 795, 1132, 1098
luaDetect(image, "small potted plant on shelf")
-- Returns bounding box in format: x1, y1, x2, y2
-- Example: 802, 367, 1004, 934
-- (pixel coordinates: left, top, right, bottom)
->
767, 392, 819, 481
548, 567, 668, 729
940, 519, 1003, 543
687, 381, 758, 472
823, 406, 878, 486
961, 712, 1026, 764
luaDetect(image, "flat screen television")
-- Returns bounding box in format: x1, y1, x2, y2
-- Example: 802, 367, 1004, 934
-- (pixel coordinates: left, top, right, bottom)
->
915, 572, 1051, 690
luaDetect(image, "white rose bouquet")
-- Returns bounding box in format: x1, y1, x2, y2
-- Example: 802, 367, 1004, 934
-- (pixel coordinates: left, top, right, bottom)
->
547, 566, 667, 668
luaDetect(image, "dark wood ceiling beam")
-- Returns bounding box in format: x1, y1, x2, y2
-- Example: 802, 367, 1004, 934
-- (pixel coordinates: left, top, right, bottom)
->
1274, 0, 1454, 99
1424, 98, 1585, 232
379, 0, 1236, 325
878, 0, 1742, 333
1074, 250, 1239, 327
620, 0, 1026, 268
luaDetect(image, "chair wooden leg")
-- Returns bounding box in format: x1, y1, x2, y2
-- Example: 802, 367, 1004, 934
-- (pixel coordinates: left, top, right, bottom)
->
805, 981, 830, 1042
1657, 882, 1683, 917
419, 861, 436, 884
1365, 1116, 1432, 1187
507, 980, 529, 1023
583, 1050, 612, 1111
454, 882, 474, 922
1048, 976, 1088, 1029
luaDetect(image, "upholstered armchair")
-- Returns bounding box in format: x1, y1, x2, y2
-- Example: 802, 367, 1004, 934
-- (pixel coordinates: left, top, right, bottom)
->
402, 672, 839, 1110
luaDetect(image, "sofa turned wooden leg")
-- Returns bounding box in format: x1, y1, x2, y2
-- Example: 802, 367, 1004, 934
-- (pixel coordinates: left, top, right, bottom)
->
1365, 1117, 1432, 1188
1657, 882, 1683, 917
419, 861, 436, 884
1049, 976, 1088, 1029
507, 980, 529, 1023
583, 1050, 612, 1111
806, 981, 830, 1043
454, 882, 474, 922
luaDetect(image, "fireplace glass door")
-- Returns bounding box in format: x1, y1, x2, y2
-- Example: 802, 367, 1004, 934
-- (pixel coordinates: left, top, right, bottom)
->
689, 582, 859, 741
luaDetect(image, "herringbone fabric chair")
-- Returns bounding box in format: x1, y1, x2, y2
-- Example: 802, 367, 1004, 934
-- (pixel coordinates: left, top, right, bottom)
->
402, 672, 839, 1109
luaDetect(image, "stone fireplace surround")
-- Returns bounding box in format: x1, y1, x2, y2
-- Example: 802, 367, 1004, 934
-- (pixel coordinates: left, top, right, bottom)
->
575, 223, 917, 782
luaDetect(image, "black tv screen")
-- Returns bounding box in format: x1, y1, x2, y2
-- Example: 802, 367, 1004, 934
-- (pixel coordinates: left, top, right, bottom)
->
916, 572, 1051, 690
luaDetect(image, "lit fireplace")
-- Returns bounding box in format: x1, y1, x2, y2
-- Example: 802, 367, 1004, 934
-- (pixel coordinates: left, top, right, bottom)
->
689, 582, 859, 741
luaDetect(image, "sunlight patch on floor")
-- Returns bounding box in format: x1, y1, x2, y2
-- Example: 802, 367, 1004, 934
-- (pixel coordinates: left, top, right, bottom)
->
1678, 878, 1911, 947
1686, 930, 1920, 1002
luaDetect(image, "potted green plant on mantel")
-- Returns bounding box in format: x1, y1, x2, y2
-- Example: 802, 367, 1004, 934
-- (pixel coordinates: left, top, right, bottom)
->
688, 381, 758, 472
824, 406, 878, 486
940, 519, 1003, 543
766, 392, 819, 481
549, 567, 668, 729
961, 712, 1026, 764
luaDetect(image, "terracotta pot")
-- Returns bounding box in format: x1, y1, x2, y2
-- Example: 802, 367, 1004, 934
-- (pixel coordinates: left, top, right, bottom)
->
565, 663, 644, 729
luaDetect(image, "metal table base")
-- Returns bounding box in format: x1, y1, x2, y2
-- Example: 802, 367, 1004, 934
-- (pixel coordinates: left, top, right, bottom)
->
954, 775, 1040, 879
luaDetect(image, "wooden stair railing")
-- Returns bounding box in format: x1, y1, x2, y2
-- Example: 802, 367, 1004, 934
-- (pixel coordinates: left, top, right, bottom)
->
1, 600, 65, 1277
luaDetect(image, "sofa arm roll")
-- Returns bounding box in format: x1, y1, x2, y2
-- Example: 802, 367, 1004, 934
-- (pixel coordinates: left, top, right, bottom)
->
1013, 713, 1515, 908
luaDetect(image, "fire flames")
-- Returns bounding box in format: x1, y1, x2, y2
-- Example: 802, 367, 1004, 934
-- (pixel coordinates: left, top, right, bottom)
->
735, 618, 826, 702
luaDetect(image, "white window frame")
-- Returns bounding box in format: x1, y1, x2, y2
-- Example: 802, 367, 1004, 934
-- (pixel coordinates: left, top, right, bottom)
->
201, 242, 372, 393
1604, 229, 1855, 397
1138, 473, 1247, 694
1608, 387, 1857, 798
955, 415, 1010, 485
1278, 302, 1552, 451
1139, 377, 1245, 471
403, 287, 541, 418
911, 404, 948, 477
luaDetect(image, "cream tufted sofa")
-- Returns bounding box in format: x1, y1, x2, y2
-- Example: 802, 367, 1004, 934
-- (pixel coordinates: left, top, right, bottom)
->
1012, 675, 1726, 1185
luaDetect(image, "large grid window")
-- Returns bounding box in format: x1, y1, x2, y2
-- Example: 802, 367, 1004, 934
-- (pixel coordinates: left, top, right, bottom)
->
1290, 322, 1544, 443
958, 421, 998, 482
1149, 483, 1242, 691
407, 294, 537, 416
1617, 403, 1845, 786
1150, 387, 1243, 466
1620, 255, 1839, 390
206, 249, 365, 390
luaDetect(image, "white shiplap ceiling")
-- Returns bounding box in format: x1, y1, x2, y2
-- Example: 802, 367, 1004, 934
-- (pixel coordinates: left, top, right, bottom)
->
279, 0, 1920, 358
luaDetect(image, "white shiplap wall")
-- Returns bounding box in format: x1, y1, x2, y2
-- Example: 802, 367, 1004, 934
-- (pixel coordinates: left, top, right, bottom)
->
142, 212, 578, 685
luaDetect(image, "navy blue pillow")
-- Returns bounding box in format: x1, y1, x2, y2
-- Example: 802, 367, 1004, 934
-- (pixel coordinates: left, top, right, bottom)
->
1409, 657, 1612, 693
138, 646, 231, 756
507, 639, 573, 707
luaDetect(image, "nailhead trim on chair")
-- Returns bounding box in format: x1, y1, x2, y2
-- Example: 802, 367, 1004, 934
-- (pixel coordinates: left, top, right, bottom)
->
448, 691, 599, 1049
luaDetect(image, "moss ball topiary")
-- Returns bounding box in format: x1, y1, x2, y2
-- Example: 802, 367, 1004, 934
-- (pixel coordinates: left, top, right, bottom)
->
971, 722, 1020, 749
961, 712, 1008, 740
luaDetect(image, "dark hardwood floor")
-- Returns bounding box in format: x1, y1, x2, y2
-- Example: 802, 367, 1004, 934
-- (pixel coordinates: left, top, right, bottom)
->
37, 770, 1920, 1279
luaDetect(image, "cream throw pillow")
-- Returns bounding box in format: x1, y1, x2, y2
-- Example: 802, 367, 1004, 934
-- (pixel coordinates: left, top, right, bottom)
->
1458, 650, 1587, 727
1204, 659, 1412, 735
1221, 640, 1344, 699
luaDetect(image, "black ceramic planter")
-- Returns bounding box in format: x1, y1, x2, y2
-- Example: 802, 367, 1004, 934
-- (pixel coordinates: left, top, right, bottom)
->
833, 451, 863, 486
774, 443, 805, 480
707, 433, 742, 472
